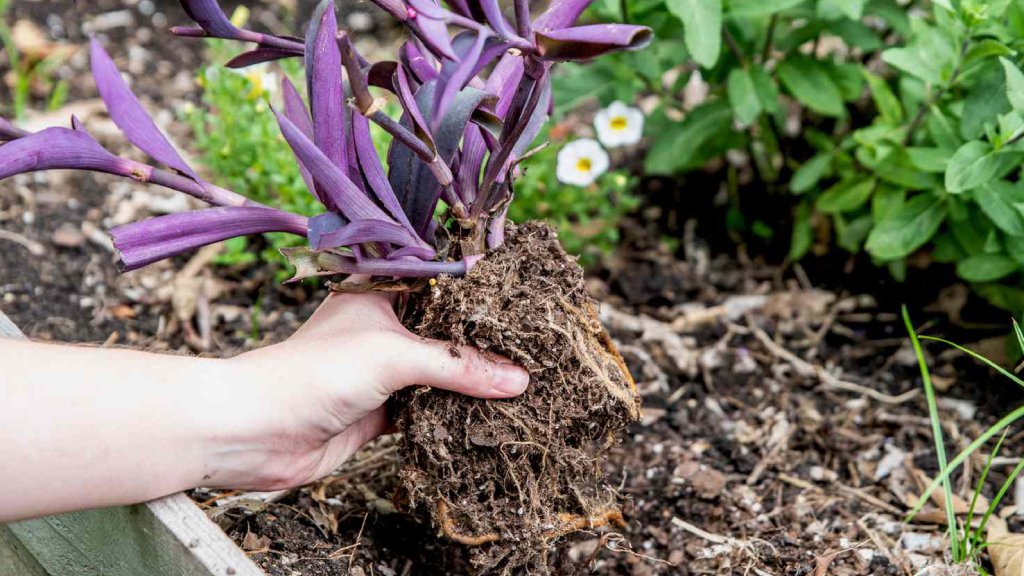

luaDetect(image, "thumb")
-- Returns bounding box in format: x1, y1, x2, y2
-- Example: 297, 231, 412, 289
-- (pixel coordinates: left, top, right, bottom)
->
383, 335, 530, 399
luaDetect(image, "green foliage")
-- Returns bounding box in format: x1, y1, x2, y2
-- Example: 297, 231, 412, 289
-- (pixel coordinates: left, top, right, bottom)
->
906, 314, 1024, 571
570, 0, 1024, 315
509, 128, 639, 265
184, 39, 318, 278
0, 0, 69, 119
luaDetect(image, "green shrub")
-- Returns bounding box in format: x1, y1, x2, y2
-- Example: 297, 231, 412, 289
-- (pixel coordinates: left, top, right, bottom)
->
507, 126, 639, 264
568, 0, 1024, 315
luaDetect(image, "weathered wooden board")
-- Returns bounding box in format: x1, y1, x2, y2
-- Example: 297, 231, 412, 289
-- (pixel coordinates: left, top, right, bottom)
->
0, 309, 263, 576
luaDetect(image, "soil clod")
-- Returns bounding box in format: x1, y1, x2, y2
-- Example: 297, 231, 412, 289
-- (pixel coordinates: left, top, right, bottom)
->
399, 221, 641, 573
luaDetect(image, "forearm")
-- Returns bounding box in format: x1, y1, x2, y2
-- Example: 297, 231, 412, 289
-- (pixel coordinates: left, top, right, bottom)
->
0, 339, 234, 522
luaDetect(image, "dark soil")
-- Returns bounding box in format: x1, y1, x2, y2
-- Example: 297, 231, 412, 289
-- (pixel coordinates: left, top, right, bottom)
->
397, 222, 640, 573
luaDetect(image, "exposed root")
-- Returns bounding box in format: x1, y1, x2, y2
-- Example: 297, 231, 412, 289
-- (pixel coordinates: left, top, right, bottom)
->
437, 500, 501, 546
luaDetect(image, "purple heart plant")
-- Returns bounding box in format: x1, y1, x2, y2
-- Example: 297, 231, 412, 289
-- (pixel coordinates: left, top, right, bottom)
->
0, 0, 651, 281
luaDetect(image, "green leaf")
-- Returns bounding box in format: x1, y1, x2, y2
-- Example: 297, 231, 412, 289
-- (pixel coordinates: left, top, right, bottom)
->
667, 0, 723, 69
791, 153, 832, 194
817, 0, 868, 19
749, 67, 781, 115
863, 69, 903, 125
880, 21, 956, 86
728, 0, 805, 18
957, 254, 1019, 282
859, 146, 941, 190
644, 101, 735, 174
965, 39, 1016, 67
777, 57, 845, 117
1001, 57, 1024, 111
974, 181, 1024, 236
945, 141, 1018, 193
836, 214, 874, 253
961, 62, 1012, 140
872, 185, 906, 222
865, 193, 948, 260
789, 201, 813, 261
829, 62, 865, 102
906, 147, 951, 173
727, 68, 762, 126
818, 178, 876, 214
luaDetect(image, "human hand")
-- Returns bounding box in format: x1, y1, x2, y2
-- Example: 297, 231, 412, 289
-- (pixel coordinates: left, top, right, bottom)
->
205, 290, 529, 491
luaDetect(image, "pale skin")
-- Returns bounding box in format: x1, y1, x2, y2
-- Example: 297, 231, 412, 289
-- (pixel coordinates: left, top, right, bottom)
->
0, 291, 529, 523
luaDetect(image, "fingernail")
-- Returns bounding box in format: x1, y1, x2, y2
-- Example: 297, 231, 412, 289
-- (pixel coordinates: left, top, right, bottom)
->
493, 366, 529, 396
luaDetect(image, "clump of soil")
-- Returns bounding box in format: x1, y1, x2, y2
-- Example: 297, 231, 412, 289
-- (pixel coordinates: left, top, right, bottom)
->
398, 221, 641, 573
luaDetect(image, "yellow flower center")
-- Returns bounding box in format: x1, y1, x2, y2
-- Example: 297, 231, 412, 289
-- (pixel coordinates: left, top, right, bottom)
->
610, 116, 628, 131
576, 157, 593, 173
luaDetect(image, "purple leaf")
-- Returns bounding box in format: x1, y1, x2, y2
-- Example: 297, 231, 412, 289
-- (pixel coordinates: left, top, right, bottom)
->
307, 212, 348, 249
275, 111, 392, 223
225, 47, 296, 68
431, 30, 491, 128
0, 127, 123, 179
280, 77, 319, 204
313, 251, 473, 278
387, 245, 437, 260
406, 0, 447, 20
479, 0, 520, 42
90, 40, 198, 179
535, 24, 653, 61
400, 41, 439, 84
352, 113, 415, 231
457, 124, 487, 203
310, 218, 428, 251
111, 206, 308, 271
389, 83, 496, 233
394, 64, 436, 151
305, 0, 347, 173
178, 0, 253, 40
410, 13, 458, 61
0, 117, 29, 141
533, 0, 593, 31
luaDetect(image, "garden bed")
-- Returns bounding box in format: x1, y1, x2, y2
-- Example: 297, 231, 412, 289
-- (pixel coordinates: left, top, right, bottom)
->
3, 2, 1024, 576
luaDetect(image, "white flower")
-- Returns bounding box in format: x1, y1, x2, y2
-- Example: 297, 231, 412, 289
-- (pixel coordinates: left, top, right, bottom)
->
594, 101, 644, 148
556, 138, 610, 187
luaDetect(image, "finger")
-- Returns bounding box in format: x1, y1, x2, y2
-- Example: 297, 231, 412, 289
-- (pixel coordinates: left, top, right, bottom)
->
383, 336, 530, 399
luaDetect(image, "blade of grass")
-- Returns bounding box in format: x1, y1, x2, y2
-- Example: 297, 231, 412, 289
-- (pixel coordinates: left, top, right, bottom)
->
964, 428, 1008, 559
978, 453, 1024, 538
903, 306, 961, 560
909, 404, 1024, 520
1012, 318, 1024, 353
920, 335, 1024, 390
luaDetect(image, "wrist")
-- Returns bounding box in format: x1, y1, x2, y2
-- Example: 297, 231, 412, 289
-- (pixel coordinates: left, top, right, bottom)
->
191, 349, 320, 491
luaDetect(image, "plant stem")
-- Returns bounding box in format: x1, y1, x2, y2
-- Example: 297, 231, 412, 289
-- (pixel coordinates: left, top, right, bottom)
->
723, 28, 746, 68
761, 14, 778, 63
620, 0, 630, 23
903, 38, 971, 145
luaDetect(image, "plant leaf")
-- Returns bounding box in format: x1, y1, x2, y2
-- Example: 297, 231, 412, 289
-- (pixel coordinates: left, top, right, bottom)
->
90, 40, 197, 180
865, 193, 948, 260
666, 0, 722, 69
1001, 57, 1024, 112
777, 56, 845, 117
817, 178, 875, 214
728, 0, 805, 18
957, 254, 1019, 282
110, 207, 308, 272
727, 67, 762, 126
946, 141, 1018, 193
305, 0, 347, 174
